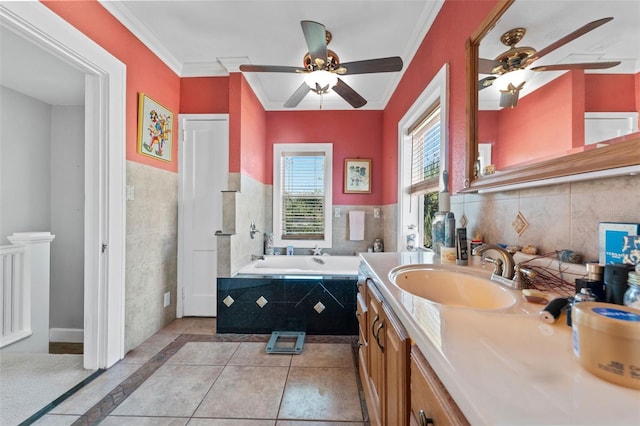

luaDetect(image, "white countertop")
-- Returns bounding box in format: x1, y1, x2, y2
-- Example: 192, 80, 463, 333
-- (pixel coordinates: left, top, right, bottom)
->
359, 252, 640, 426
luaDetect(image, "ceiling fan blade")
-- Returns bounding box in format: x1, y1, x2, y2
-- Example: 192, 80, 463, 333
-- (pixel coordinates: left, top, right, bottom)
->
526, 17, 614, 65
239, 64, 306, 73
479, 58, 502, 74
333, 78, 367, 108
531, 61, 621, 72
284, 82, 311, 108
338, 57, 403, 75
478, 76, 497, 90
301, 20, 327, 68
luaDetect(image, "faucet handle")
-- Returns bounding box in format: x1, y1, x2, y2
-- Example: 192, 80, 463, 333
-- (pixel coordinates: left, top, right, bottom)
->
483, 256, 504, 276
514, 264, 537, 279
512, 264, 536, 290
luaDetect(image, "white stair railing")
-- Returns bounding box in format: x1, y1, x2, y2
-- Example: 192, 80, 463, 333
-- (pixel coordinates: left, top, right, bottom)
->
1, 232, 55, 351
0, 243, 30, 348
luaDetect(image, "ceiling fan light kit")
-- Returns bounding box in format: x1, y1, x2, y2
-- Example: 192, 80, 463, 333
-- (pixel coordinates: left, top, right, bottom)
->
239, 20, 403, 109
479, 16, 618, 108
304, 70, 338, 94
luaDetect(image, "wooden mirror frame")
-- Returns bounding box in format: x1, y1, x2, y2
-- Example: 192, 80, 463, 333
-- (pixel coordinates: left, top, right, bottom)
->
464, 0, 640, 192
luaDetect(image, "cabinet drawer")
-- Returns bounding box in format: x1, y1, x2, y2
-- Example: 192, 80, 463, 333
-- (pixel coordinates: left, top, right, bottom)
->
410, 347, 469, 426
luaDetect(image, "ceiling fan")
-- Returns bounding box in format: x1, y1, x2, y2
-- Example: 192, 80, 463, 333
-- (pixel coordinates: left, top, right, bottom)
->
239, 20, 403, 108
479, 17, 621, 108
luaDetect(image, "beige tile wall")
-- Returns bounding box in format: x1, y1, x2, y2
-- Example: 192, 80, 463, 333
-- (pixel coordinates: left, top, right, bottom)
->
217, 173, 388, 276
449, 174, 640, 262
125, 161, 178, 352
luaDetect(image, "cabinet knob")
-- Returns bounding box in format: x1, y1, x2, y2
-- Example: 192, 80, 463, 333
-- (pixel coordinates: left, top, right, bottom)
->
419, 410, 434, 425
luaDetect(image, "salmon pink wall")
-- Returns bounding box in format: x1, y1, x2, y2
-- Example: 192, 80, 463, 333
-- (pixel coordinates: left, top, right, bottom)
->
226, 74, 267, 183
180, 77, 229, 114
585, 74, 636, 112
636, 73, 640, 117
477, 110, 499, 165
266, 110, 383, 205
43, 0, 181, 173
238, 75, 267, 182
493, 72, 578, 168
382, 0, 499, 201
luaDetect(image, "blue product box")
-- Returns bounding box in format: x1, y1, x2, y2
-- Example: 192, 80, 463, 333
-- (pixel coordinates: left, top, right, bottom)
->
598, 222, 640, 264
622, 235, 640, 266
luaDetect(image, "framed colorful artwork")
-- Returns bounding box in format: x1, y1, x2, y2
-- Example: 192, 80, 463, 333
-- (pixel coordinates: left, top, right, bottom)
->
344, 158, 372, 193
137, 93, 173, 162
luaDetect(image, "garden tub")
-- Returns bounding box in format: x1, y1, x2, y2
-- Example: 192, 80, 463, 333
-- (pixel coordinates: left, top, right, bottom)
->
218, 256, 360, 335
235, 255, 360, 277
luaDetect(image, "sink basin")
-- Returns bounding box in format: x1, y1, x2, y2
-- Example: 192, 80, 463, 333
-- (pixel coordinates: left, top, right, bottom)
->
389, 266, 517, 311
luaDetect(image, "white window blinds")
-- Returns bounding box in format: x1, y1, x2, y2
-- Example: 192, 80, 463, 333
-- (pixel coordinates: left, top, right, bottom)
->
410, 104, 441, 195
280, 152, 326, 240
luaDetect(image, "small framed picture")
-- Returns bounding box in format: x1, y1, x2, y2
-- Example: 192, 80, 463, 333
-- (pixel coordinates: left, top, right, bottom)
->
137, 93, 173, 162
344, 158, 372, 193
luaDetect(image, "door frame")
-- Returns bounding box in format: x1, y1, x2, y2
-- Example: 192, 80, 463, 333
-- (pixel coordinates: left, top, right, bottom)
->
177, 114, 229, 318
0, 2, 126, 369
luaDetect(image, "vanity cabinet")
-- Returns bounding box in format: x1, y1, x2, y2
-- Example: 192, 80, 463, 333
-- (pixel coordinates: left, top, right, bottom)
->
410, 346, 470, 426
358, 271, 467, 426
367, 281, 385, 425
383, 302, 410, 425
359, 279, 410, 426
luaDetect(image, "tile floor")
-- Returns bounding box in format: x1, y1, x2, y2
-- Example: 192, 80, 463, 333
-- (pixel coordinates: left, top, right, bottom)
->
34, 318, 368, 425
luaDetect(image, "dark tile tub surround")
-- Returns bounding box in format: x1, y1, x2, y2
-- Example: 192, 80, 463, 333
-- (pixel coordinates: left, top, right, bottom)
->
217, 276, 358, 335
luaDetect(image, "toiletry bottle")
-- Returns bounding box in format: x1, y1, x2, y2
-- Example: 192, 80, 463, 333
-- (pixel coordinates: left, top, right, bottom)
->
623, 272, 640, 309
456, 228, 468, 266
444, 212, 455, 248
567, 287, 597, 326
431, 212, 446, 255
406, 224, 418, 251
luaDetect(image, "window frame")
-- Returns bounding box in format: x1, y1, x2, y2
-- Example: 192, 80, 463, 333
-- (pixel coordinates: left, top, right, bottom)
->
397, 64, 448, 251
273, 143, 333, 249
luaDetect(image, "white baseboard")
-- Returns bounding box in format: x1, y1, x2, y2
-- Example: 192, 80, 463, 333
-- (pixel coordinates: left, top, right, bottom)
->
49, 328, 84, 343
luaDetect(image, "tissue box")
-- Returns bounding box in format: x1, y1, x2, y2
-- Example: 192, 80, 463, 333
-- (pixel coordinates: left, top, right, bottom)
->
599, 222, 640, 264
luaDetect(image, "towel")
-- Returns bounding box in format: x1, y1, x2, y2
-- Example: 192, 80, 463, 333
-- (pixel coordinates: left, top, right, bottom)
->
349, 210, 365, 241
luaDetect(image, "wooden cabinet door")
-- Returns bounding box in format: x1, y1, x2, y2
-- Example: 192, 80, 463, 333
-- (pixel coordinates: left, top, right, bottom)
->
383, 303, 410, 426
410, 346, 470, 426
367, 280, 385, 426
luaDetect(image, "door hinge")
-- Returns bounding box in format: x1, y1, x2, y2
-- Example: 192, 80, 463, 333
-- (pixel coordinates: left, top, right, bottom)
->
101, 243, 108, 253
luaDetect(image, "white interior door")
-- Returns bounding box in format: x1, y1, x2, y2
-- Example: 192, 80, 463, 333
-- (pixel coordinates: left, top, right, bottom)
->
179, 116, 228, 317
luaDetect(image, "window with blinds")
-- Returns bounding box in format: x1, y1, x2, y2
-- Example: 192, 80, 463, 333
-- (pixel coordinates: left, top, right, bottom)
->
410, 104, 441, 195
273, 143, 332, 248
280, 153, 326, 240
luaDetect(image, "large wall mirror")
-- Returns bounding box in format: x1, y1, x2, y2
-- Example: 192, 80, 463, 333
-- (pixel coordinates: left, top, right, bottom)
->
465, 0, 640, 192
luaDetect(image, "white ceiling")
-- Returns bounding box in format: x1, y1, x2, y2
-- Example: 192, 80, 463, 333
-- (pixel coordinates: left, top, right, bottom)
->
1, 1, 637, 111
0, 26, 85, 106
99, 0, 444, 110
478, 0, 640, 110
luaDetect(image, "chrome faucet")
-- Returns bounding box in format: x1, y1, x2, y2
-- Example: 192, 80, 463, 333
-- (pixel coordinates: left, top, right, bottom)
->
472, 244, 515, 279
472, 244, 536, 290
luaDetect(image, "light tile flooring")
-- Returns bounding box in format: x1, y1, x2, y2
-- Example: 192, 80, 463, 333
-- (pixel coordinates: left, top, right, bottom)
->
34, 318, 367, 425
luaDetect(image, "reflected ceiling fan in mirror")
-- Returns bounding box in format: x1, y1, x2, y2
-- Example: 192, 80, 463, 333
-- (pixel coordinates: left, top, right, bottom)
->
479, 17, 621, 108
239, 20, 403, 108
